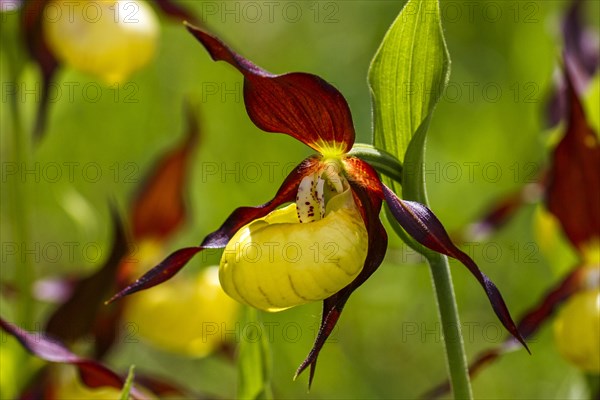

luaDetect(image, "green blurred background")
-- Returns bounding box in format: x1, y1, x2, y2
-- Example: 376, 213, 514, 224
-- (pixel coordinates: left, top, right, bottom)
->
1, 1, 599, 399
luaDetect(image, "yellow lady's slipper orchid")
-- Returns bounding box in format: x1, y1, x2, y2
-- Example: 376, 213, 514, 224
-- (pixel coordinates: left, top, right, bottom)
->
109, 24, 527, 384
220, 173, 368, 311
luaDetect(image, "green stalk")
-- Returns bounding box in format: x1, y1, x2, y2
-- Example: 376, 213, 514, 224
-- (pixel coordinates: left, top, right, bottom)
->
425, 253, 472, 399
349, 144, 403, 184
368, 146, 473, 399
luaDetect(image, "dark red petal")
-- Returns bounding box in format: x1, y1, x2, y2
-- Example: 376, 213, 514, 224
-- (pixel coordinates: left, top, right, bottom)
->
295, 162, 387, 387
546, 64, 600, 251
22, 0, 60, 140
45, 207, 128, 359
0, 318, 147, 400
343, 157, 384, 198
185, 23, 355, 153
423, 266, 588, 399
107, 158, 318, 303
153, 0, 199, 24
131, 102, 200, 241
382, 184, 529, 352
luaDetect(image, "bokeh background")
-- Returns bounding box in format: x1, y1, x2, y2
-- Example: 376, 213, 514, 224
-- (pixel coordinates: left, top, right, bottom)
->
1, 1, 599, 399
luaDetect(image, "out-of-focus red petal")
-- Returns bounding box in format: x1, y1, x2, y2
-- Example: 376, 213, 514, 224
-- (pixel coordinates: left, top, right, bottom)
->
454, 181, 545, 243
21, 0, 59, 140
107, 157, 319, 303
382, 184, 529, 352
423, 266, 588, 399
185, 23, 355, 154
45, 207, 128, 359
546, 0, 599, 127
546, 65, 600, 252
153, 0, 199, 24
295, 160, 387, 387
0, 318, 147, 400
131, 103, 200, 241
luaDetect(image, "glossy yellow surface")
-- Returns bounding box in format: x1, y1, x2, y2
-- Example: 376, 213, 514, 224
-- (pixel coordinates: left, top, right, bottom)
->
43, 0, 159, 84
219, 188, 368, 311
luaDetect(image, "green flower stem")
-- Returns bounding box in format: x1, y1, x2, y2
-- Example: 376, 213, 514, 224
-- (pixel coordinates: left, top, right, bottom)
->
368, 147, 473, 399
425, 252, 473, 400
349, 143, 403, 184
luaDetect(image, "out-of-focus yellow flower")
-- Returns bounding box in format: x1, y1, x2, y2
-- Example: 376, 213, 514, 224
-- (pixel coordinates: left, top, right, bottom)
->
125, 266, 239, 357
43, 0, 159, 84
554, 263, 600, 373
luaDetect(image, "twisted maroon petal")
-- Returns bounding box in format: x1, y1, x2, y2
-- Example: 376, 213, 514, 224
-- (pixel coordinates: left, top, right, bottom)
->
423, 265, 588, 399
107, 157, 319, 303
185, 23, 355, 154
382, 184, 529, 352
295, 159, 387, 387
0, 317, 147, 400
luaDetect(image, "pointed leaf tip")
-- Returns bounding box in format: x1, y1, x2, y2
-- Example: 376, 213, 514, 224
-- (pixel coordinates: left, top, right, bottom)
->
370, 0, 450, 170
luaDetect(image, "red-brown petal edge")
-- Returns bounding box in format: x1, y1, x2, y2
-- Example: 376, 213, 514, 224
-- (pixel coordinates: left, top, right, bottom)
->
131, 102, 200, 241
546, 63, 600, 252
382, 184, 529, 352
422, 265, 588, 399
295, 158, 387, 387
185, 22, 355, 154
21, 0, 59, 141
455, 182, 544, 243
106, 157, 319, 303
0, 317, 147, 400
153, 0, 200, 25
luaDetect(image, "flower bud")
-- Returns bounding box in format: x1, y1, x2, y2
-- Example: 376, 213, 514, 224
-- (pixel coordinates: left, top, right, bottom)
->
219, 187, 368, 311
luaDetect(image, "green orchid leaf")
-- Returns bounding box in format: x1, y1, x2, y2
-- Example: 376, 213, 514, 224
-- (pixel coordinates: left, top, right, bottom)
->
369, 0, 450, 195
237, 308, 273, 400
119, 365, 136, 400
402, 115, 432, 203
